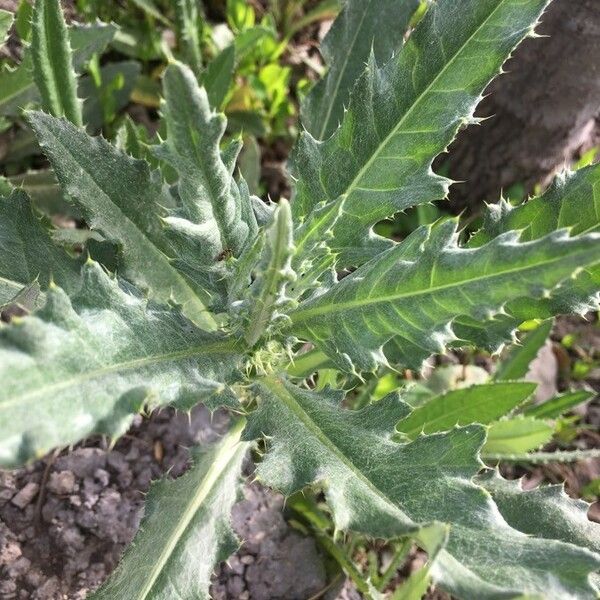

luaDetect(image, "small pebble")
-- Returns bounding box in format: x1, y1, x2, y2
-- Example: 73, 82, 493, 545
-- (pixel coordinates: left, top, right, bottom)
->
11, 483, 39, 509
47, 471, 76, 495
94, 469, 110, 487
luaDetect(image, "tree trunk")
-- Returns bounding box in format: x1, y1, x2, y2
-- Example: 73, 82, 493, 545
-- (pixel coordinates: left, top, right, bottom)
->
444, 0, 600, 208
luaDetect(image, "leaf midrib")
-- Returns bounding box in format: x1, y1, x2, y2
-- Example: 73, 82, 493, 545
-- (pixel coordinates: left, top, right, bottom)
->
0, 337, 239, 409
135, 419, 246, 600
315, 0, 373, 140
180, 108, 229, 254
290, 249, 598, 323
261, 377, 416, 529
342, 0, 511, 201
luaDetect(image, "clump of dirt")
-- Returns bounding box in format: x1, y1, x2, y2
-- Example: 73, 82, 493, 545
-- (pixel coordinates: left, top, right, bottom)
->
211, 484, 326, 600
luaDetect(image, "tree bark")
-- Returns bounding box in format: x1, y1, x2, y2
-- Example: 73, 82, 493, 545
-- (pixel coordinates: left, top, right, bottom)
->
444, 0, 600, 208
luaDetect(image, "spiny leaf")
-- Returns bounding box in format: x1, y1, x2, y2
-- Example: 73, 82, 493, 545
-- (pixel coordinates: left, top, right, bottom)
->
471, 164, 600, 246
27, 110, 217, 329
493, 319, 553, 381
465, 165, 600, 340
395, 382, 536, 439
91, 420, 249, 600
0, 22, 117, 116
289, 219, 600, 372
243, 199, 295, 346
174, 0, 204, 77
0, 189, 80, 305
477, 469, 600, 555
0, 261, 243, 467
31, 0, 82, 125
291, 0, 550, 266
300, 0, 419, 140
247, 378, 600, 599
289, 197, 345, 299
156, 62, 255, 284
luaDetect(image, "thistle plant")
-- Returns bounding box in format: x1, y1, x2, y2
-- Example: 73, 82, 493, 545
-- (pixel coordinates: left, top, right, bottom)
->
1, 0, 600, 598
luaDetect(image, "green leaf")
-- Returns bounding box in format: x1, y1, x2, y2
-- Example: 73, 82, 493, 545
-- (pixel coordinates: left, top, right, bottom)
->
477, 469, 600, 555
0, 261, 243, 468
130, 0, 171, 26
291, 0, 549, 266
0, 189, 80, 305
0, 22, 117, 116
286, 0, 340, 39
493, 319, 553, 381
31, 0, 83, 125
242, 199, 295, 346
227, 0, 254, 31
390, 525, 447, 600
80, 61, 141, 132
300, 0, 419, 140
246, 378, 600, 599
395, 382, 536, 439
467, 165, 600, 335
483, 416, 554, 455
289, 219, 600, 371
286, 347, 333, 378
15, 0, 33, 41
203, 44, 235, 109
238, 135, 261, 195
289, 197, 345, 299
524, 389, 594, 419
26, 110, 217, 329
0, 9, 13, 47
91, 420, 249, 600
157, 62, 255, 270
175, 0, 203, 77
471, 165, 600, 246
114, 115, 158, 166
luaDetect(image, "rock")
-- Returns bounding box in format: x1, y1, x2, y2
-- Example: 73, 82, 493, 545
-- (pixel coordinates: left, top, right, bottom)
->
47, 471, 76, 495
6, 556, 30, 578
11, 482, 39, 509
94, 469, 110, 487
227, 575, 245, 596
0, 525, 22, 566
0, 580, 17, 597
225, 554, 245, 576
32, 576, 59, 600
106, 451, 128, 473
